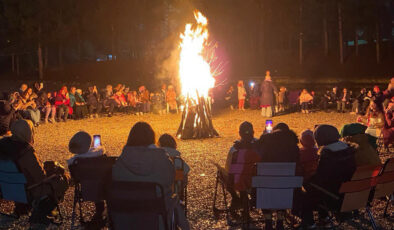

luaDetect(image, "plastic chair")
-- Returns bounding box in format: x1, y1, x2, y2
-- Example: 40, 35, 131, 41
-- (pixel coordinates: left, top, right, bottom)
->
68, 156, 117, 229
107, 180, 175, 230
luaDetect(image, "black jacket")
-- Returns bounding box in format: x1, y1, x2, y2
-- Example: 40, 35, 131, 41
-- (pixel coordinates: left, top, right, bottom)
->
0, 101, 17, 136
310, 141, 356, 195
257, 129, 299, 162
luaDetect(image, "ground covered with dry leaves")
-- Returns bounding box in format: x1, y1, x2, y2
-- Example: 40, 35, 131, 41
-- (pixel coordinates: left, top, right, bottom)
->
1, 110, 393, 229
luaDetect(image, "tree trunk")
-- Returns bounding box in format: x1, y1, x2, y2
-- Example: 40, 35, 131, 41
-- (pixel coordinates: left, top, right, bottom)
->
375, 21, 380, 64
111, 24, 115, 61
323, 17, 328, 56
58, 42, 63, 68
355, 30, 359, 56
338, 1, 344, 64
299, 0, 303, 65
323, 2, 328, 56
12, 54, 15, 72
16, 56, 20, 76
44, 46, 48, 68
38, 42, 44, 80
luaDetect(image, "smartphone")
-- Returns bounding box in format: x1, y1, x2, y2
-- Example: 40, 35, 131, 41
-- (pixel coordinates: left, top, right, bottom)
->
93, 135, 101, 148
265, 120, 273, 133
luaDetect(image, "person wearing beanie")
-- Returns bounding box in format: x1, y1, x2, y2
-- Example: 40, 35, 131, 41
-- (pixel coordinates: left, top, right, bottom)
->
297, 129, 319, 182
67, 131, 104, 165
67, 131, 105, 228
340, 124, 381, 167
221, 121, 260, 216
297, 125, 356, 228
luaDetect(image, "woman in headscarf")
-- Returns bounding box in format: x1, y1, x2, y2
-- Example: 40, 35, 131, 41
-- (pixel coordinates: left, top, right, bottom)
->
0, 120, 64, 226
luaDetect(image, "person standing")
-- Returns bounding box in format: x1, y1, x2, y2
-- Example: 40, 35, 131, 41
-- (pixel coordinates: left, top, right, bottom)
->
260, 70, 278, 117
237, 81, 246, 111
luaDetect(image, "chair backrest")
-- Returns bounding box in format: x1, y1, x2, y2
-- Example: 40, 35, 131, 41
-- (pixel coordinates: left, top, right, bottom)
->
68, 156, 117, 202
338, 165, 381, 212
0, 160, 28, 204
252, 162, 302, 210
374, 158, 394, 199
228, 148, 261, 191
107, 180, 169, 230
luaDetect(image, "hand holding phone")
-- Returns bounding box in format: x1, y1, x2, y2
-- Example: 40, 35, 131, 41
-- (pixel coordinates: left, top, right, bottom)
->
93, 135, 101, 148
265, 120, 273, 133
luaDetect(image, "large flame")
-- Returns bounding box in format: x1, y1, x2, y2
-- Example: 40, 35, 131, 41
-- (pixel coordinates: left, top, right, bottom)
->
179, 11, 215, 100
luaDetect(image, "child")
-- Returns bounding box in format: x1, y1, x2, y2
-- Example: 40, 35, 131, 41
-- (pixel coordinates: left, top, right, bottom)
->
67, 131, 105, 227
158, 134, 190, 200
237, 80, 246, 111
278, 86, 288, 112
297, 129, 319, 182
299, 89, 314, 113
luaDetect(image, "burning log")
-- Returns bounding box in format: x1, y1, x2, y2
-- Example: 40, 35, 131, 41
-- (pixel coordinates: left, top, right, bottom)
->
177, 93, 219, 139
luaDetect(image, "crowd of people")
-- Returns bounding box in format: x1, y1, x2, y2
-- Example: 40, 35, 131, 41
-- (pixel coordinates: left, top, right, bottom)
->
0, 76, 392, 229
0, 116, 391, 229
0, 83, 179, 136
227, 72, 393, 117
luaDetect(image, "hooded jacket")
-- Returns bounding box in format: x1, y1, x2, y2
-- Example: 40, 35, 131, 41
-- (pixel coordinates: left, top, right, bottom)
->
310, 141, 356, 195
343, 134, 381, 166
161, 147, 190, 175
258, 129, 299, 163
112, 146, 175, 201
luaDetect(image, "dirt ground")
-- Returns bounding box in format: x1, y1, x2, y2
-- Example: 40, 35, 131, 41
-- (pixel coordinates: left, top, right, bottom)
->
0, 110, 393, 229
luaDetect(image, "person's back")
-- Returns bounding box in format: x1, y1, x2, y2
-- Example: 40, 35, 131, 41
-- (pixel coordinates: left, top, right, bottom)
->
258, 123, 299, 163
297, 130, 319, 182
312, 125, 356, 195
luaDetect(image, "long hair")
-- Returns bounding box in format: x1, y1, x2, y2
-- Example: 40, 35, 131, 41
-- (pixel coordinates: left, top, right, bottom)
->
126, 122, 155, 147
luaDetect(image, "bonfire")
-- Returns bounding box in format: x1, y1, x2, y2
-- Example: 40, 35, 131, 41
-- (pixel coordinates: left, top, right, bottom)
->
176, 11, 220, 139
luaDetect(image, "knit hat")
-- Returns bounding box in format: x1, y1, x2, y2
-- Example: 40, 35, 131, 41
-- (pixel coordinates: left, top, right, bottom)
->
69, 131, 92, 154
300, 129, 315, 148
11, 119, 35, 144
340, 123, 367, 138
314, 125, 340, 146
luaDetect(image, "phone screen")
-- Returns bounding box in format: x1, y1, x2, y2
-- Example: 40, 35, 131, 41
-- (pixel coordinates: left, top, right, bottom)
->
93, 135, 101, 148
265, 120, 273, 133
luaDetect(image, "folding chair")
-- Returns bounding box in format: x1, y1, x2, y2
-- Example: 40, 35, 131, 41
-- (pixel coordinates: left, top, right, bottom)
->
212, 149, 260, 228
311, 165, 382, 230
68, 156, 117, 229
377, 132, 393, 156
171, 156, 188, 217
107, 180, 175, 230
373, 158, 394, 218
252, 162, 303, 228
0, 160, 63, 224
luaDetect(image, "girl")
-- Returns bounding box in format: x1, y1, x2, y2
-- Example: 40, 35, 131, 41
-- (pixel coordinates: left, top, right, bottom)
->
237, 80, 246, 111
299, 89, 314, 113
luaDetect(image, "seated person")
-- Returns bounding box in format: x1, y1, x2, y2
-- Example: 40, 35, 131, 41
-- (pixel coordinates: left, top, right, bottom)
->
0, 99, 20, 136
298, 125, 356, 228
220, 122, 260, 212
299, 89, 313, 114
340, 123, 381, 166
0, 120, 69, 226
297, 129, 319, 182
158, 134, 190, 201
112, 122, 189, 230
382, 96, 394, 147
357, 101, 385, 148
67, 131, 105, 227
257, 123, 299, 229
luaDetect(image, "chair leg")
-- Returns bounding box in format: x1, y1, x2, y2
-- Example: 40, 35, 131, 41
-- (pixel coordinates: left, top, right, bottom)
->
213, 174, 219, 211
366, 206, 378, 230
221, 181, 228, 210
70, 188, 78, 229
383, 194, 392, 218
184, 184, 188, 217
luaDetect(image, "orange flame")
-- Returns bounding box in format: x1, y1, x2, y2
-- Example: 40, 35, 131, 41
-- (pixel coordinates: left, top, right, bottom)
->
179, 11, 215, 100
